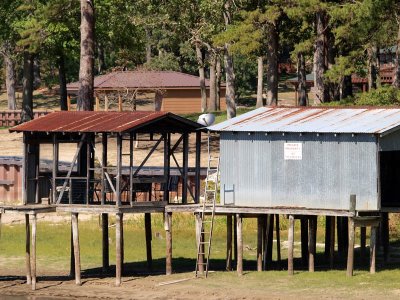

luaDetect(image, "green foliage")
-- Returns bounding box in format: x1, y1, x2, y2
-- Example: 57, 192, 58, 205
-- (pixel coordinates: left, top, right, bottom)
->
355, 86, 400, 106
143, 52, 181, 71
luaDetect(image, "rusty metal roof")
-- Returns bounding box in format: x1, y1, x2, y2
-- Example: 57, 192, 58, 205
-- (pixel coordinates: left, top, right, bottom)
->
208, 107, 400, 134
9, 111, 201, 133
66, 71, 222, 91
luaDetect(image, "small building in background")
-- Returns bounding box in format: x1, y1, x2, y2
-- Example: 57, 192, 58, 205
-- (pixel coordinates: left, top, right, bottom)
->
66, 70, 226, 114
209, 107, 400, 213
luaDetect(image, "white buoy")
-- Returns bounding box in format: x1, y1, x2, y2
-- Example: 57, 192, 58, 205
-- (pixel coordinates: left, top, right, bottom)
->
197, 113, 215, 126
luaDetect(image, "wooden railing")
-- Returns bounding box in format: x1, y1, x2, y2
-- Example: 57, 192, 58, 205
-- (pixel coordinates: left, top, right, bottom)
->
0, 111, 51, 127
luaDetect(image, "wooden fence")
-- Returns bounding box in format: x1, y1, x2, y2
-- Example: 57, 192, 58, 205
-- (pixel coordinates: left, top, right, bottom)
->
0, 111, 51, 127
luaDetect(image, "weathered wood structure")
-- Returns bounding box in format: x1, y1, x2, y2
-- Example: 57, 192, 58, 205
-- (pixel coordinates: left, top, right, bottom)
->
8, 110, 203, 287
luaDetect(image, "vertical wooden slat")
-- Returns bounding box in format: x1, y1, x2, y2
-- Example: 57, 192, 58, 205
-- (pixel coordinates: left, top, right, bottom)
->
116, 134, 122, 206
71, 213, 81, 285
346, 217, 355, 277
25, 214, 31, 285
308, 216, 317, 272
104, 95, 109, 111
67, 95, 71, 111
330, 216, 336, 269
52, 135, 59, 204
129, 132, 134, 205
288, 215, 294, 275
163, 133, 170, 203
118, 95, 123, 112
116, 213, 123, 286
95, 96, 100, 111
275, 214, 281, 269
194, 131, 201, 204
257, 216, 263, 272
182, 133, 189, 203
165, 212, 173, 275
226, 214, 233, 271
101, 133, 107, 205
233, 214, 238, 269
31, 214, 37, 291
236, 214, 243, 276
86, 138, 91, 205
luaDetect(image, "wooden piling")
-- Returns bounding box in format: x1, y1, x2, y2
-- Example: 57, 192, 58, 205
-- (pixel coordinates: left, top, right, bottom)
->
71, 213, 81, 285
346, 217, 355, 277
236, 214, 243, 276
145, 213, 153, 270
300, 217, 308, 268
67, 95, 71, 111
95, 96, 100, 111
370, 226, 377, 274
102, 213, 109, 273
195, 213, 204, 273
330, 216, 335, 269
257, 216, 263, 271
275, 214, 281, 269
70, 222, 75, 277
31, 214, 37, 291
104, 95, 109, 111
118, 95, 123, 112
288, 215, 294, 275
116, 213, 123, 286
226, 214, 233, 271
308, 216, 317, 272
25, 214, 31, 285
165, 212, 172, 275
233, 214, 238, 269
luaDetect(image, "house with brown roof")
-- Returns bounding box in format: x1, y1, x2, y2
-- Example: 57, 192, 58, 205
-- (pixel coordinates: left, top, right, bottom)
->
67, 70, 226, 114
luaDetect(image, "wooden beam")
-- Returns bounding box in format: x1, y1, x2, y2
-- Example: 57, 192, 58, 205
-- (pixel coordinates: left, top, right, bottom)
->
145, 213, 152, 270
163, 133, 170, 203
308, 216, 317, 272
236, 214, 243, 276
346, 217, 355, 277
182, 133, 189, 203
102, 213, 109, 273
133, 137, 163, 177
129, 132, 134, 205
116, 213, 123, 286
370, 226, 377, 274
116, 134, 122, 207
233, 214, 237, 269
275, 214, 281, 270
71, 213, 81, 285
31, 214, 37, 291
165, 212, 172, 275
67, 95, 71, 111
101, 133, 107, 205
25, 214, 31, 285
226, 214, 233, 271
288, 215, 294, 275
70, 222, 75, 277
118, 95, 123, 112
52, 135, 59, 204
194, 131, 201, 204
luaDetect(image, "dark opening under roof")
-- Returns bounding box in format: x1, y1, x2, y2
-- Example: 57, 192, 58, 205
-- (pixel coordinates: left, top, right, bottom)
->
9, 111, 202, 133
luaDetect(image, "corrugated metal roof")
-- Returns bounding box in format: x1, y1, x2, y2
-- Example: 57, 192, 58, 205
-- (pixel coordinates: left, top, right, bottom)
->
67, 71, 220, 91
9, 111, 201, 133
208, 107, 400, 134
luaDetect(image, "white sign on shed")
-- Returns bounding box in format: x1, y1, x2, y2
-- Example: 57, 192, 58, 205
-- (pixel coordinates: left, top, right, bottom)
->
284, 143, 302, 160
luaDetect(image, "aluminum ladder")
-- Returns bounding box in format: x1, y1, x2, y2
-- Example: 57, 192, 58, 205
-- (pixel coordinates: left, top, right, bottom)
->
195, 133, 220, 278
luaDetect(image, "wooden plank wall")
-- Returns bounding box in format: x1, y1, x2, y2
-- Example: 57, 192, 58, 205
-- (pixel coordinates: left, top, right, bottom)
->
0, 111, 50, 127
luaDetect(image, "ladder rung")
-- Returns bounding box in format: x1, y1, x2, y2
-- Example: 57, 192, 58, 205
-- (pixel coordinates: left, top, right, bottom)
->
202, 220, 213, 223
200, 241, 210, 244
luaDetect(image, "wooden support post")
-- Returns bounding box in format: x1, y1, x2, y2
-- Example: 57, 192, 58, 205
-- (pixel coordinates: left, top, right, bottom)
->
67, 95, 71, 111
86, 139, 91, 205
145, 213, 153, 270
381, 213, 389, 262
194, 131, 201, 203
370, 226, 377, 274
360, 227, 366, 259
118, 95, 123, 112
165, 212, 173, 275
102, 213, 109, 273
25, 214, 31, 285
308, 216, 317, 272
330, 216, 335, 269
31, 214, 37, 290
52, 135, 59, 204
95, 96, 100, 111
195, 213, 204, 273
182, 133, 189, 203
70, 222, 75, 277
71, 213, 81, 285
104, 95, 109, 111
263, 214, 274, 270
116, 134, 122, 206
288, 215, 295, 275
163, 133, 170, 203
300, 217, 308, 268
129, 132, 134, 205
275, 214, 281, 269
101, 133, 107, 205
226, 214, 233, 271
116, 213, 123, 286
236, 214, 243, 276
257, 216, 263, 271
325, 216, 331, 258
346, 217, 355, 277
233, 214, 238, 269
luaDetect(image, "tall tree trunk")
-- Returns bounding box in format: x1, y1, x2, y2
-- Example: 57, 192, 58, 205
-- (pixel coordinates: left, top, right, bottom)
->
3, 42, 16, 110
313, 10, 328, 103
97, 42, 106, 74
77, 0, 95, 111
145, 28, 152, 64
342, 75, 353, 99
21, 51, 34, 123
256, 56, 264, 108
33, 57, 41, 89
58, 52, 68, 111
266, 24, 278, 106
216, 56, 221, 111
209, 52, 217, 111
393, 21, 400, 88
195, 43, 207, 113
297, 52, 308, 106
223, 0, 236, 119
367, 45, 378, 90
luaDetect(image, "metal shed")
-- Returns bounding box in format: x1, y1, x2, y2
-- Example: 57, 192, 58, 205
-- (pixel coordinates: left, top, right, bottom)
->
208, 107, 400, 212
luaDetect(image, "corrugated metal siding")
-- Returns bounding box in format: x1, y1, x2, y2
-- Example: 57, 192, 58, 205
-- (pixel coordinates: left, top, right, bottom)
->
379, 130, 400, 151
209, 107, 400, 134
220, 132, 378, 210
